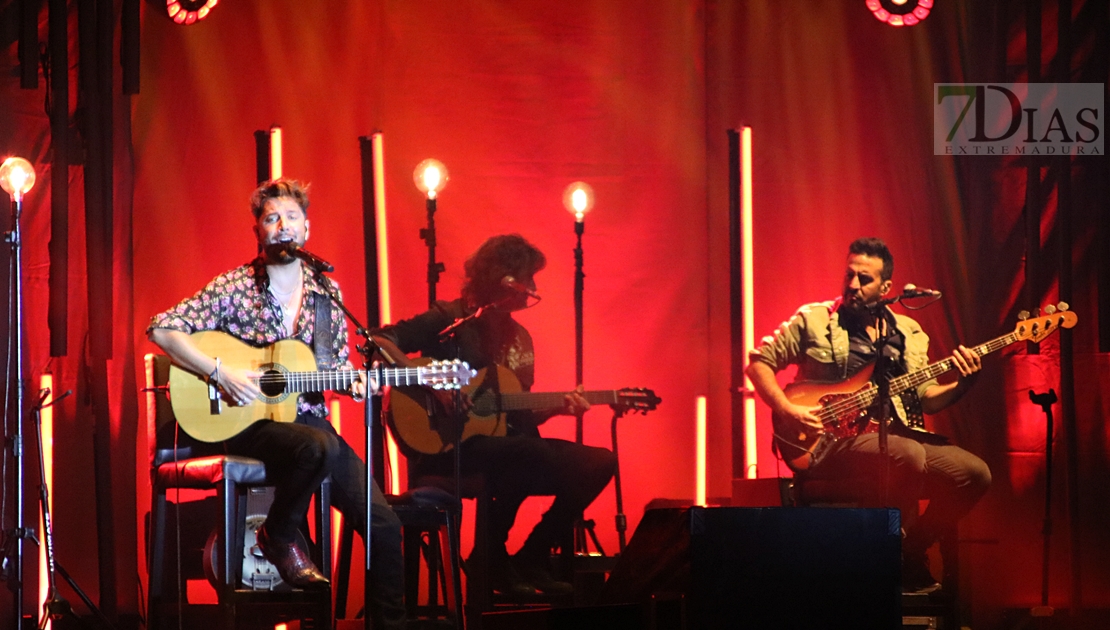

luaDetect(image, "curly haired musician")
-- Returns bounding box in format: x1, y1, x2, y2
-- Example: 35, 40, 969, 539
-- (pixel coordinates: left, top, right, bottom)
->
372, 234, 617, 595
746, 237, 991, 592
147, 178, 405, 629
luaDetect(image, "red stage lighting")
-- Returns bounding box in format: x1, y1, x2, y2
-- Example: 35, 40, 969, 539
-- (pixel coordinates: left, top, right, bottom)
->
866, 0, 932, 27
166, 0, 218, 25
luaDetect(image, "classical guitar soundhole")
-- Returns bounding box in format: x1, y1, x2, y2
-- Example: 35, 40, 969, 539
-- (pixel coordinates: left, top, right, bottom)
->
259, 365, 288, 398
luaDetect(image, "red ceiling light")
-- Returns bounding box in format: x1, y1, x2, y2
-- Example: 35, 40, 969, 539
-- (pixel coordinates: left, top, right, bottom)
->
866, 0, 932, 27
166, 0, 218, 25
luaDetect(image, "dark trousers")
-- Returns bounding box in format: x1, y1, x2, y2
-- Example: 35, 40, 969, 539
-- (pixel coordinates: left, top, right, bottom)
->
225, 414, 406, 630
808, 431, 992, 555
417, 435, 617, 562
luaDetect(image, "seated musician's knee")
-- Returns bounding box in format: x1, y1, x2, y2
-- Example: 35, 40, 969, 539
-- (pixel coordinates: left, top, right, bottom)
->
886, 437, 927, 475
293, 429, 339, 471
965, 455, 992, 497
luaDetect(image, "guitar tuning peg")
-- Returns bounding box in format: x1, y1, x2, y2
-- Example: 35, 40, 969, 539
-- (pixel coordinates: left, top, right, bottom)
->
1044, 304, 1057, 314
1058, 301, 1069, 312
1017, 310, 1030, 321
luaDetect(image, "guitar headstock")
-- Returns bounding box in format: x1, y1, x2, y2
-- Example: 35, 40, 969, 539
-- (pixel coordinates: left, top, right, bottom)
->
614, 388, 661, 414
1013, 303, 1078, 343
420, 360, 477, 390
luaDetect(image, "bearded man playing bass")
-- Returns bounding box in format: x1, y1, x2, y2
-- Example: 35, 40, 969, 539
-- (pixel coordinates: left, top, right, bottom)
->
746, 237, 991, 593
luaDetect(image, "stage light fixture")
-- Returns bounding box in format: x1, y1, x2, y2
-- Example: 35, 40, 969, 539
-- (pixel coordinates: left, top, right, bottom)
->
166, 0, 219, 25
413, 159, 448, 199
562, 181, 595, 222
0, 157, 36, 202
866, 0, 932, 27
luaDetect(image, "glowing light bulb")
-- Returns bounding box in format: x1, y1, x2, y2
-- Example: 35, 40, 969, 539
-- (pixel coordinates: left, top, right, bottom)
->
562, 181, 595, 222
413, 159, 449, 199
0, 157, 36, 202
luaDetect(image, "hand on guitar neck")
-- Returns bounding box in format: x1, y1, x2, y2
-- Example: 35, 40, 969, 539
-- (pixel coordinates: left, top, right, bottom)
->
370, 334, 588, 421
919, 344, 981, 414
537, 385, 591, 422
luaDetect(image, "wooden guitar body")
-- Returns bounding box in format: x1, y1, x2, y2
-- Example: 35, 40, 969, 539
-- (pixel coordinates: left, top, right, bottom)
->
168, 331, 313, 442
386, 363, 520, 456
167, 331, 473, 443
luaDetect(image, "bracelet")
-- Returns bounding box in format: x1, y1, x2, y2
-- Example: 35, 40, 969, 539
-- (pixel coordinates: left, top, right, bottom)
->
208, 358, 221, 384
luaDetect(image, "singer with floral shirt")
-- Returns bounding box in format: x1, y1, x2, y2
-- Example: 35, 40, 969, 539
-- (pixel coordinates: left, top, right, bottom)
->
147, 178, 405, 630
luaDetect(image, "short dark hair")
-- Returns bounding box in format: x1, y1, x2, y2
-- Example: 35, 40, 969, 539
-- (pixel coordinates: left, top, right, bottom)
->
848, 237, 894, 281
250, 178, 310, 219
462, 234, 547, 306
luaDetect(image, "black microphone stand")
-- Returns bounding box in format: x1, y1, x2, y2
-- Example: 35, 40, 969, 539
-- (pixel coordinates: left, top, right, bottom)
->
4, 187, 30, 629
865, 293, 911, 508
1028, 388, 1058, 621
866, 291, 941, 510
864, 302, 895, 507
313, 270, 387, 630
420, 196, 445, 306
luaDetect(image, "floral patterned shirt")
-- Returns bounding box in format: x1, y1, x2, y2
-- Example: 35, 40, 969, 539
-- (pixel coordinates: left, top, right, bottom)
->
147, 257, 352, 417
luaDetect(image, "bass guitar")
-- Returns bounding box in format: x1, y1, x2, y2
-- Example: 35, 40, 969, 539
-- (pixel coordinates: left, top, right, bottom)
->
772, 307, 1077, 471
168, 331, 474, 442
386, 363, 661, 455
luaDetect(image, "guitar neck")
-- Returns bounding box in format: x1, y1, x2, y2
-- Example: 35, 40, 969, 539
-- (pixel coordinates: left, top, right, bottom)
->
494, 390, 628, 412
273, 367, 432, 394
887, 331, 1017, 396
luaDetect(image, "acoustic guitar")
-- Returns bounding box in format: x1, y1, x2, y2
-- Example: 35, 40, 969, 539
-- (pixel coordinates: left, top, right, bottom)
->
772, 308, 1077, 471
168, 331, 474, 442
386, 362, 661, 455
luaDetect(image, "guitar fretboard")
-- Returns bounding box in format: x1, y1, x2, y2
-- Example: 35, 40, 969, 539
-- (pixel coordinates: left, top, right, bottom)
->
837, 332, 1015, 418
477, 390, 630, 412
888, 332, 1013, 395
257, 367, 441, 393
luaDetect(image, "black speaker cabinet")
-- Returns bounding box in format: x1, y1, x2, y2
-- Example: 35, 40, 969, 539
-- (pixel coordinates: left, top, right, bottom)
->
601, 507, 901, 630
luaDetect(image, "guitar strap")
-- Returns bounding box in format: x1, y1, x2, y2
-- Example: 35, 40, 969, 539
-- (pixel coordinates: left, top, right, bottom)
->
313, 294, 334, 368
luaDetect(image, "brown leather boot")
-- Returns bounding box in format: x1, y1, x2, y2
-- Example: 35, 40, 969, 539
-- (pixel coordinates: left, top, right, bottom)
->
256, 524, 330, 590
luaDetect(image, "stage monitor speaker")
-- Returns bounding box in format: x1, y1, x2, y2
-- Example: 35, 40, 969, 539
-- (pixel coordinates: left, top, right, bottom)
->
601, 507, 901, 630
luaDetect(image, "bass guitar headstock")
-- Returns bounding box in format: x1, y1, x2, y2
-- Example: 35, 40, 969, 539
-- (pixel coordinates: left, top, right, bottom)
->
1014, 303, 1078, 343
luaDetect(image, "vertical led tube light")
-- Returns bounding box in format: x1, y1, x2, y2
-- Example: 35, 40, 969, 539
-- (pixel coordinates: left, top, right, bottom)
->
269, 126, 283, 180
696, 396, 707, 507
740, 127, 758, 480
371, 133, 401, 495
39, 374, 55, 630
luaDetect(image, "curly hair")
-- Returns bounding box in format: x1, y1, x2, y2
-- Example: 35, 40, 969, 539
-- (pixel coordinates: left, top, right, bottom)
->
848, 237, 894, 281
462, 234, 547, 306
250, 178, 310, 219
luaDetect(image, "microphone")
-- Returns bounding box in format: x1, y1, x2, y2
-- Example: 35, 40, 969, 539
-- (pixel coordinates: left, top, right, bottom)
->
501, 276, 540, 300
902, 283, 942, 298
276, 242, 335, 273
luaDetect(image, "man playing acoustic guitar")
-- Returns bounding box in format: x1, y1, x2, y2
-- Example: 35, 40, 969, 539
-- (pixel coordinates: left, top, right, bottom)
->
372, 234, 617, 596
746, 237, 992, 593
148, 178, 406, 629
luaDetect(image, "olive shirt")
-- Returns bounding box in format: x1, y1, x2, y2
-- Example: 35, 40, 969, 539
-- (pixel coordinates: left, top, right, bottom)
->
748, 299, 938, 427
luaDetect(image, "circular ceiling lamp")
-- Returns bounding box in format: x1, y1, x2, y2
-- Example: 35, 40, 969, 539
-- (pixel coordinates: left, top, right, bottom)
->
866, 0, 932, 27
166, 0, 219, 25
